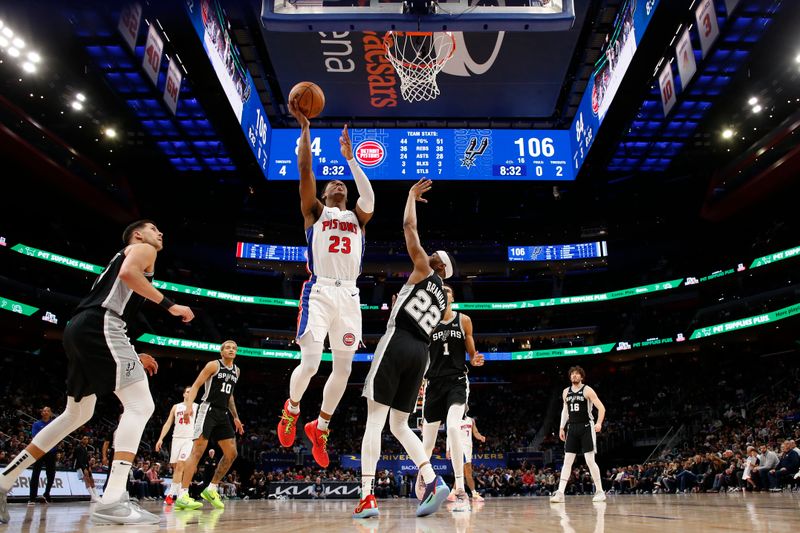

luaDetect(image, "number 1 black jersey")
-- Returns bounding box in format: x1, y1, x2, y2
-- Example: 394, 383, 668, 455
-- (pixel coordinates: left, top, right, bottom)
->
392, 272, 446, 343
426, 313, 468, 378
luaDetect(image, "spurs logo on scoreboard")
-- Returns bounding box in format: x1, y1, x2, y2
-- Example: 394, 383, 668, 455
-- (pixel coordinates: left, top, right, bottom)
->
460, 137, 489, 169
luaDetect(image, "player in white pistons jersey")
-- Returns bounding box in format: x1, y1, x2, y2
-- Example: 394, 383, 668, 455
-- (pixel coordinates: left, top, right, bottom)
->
278, 96, 375, 470
154, 387, 198, 505
445, 414, 487, 502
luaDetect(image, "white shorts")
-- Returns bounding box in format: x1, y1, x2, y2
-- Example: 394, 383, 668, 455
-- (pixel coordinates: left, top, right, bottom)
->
296, 276, 362, 351
170, 437, 194, 464
463, 444, 473, 464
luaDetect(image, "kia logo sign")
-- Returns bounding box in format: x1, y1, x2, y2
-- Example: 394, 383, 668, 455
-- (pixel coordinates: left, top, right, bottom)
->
355, 140, 386, 167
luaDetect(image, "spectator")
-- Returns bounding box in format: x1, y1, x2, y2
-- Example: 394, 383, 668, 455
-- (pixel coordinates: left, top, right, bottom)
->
767, 440, 800, 491
29, 407, 56, 504
753, 444, 780, 490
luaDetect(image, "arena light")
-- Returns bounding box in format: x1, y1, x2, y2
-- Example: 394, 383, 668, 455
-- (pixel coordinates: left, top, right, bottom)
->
104, 127, 117, 138
752, 104, 763, 113
7, 46, 19, 58
1, 27, 12, 39
21, 61, 35, 73
721, 129, 734, 139
71, 100, 83, 111
27, 51, 40, 63
75, 92, 86, 102
0, 36, 8, 48
747, 97, 757, 106
11, 37, 24, 49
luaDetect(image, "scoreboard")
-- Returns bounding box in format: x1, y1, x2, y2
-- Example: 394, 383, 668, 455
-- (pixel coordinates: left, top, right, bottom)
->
508, 242, 608, 262
236, 242, 307, 262
267, 128, 575, 181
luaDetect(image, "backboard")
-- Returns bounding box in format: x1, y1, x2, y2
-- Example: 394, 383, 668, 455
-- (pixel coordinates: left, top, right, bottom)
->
261, 0, 576, 32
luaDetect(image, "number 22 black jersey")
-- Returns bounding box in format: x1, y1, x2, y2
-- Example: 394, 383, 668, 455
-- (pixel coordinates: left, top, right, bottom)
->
392, 272, 447, 343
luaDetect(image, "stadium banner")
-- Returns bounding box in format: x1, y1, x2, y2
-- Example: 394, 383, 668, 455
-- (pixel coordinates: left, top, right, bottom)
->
658, 62, 676, 116
689, 302, 800, 340
142, 23, 164, 86
266, 482, 360, 500
7, 469, 108, 499
0, 296, 39, 316
117, 2, 142, 52
675, 29, 697, 89
339, 453, 507, 475
163, 57, 183, 114
695, 0, 721, 58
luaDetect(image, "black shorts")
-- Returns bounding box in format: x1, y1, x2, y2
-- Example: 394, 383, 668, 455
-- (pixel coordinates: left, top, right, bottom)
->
422, 374, 469, 424
63, 308, 146, 401
193, 403, 235, 442
565, 422, 596, 454
363, 328, 429, 413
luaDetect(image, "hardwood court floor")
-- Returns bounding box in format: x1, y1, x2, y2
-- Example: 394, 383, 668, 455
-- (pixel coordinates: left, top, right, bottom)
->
5, 493, 799, 532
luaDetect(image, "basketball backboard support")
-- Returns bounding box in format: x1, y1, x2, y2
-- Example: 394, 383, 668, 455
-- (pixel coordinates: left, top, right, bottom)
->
261, 0, 575, 32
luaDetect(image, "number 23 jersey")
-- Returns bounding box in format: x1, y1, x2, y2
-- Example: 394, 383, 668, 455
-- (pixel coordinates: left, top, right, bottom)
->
306, 206, 364, 281
393, 272, 447, 343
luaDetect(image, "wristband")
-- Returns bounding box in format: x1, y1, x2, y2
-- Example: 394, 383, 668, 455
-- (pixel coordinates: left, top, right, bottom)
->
159, 295, 176, 310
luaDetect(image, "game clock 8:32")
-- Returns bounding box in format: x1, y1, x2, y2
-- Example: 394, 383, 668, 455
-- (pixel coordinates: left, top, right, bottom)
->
267, 128, 575, 181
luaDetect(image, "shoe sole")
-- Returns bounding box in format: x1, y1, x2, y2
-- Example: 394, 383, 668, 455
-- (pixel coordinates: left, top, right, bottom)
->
92, 513, 159, 525
353, 509, 380, 519
416, 486, 450, 517
201, 493, 224, 510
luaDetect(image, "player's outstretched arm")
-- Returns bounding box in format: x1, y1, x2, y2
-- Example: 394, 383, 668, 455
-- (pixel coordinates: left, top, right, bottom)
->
461, 314, 484, 367
404, 179, 433, 283
119, 243, 194, 323
289, 94, 323, 227
155, 405, 176, 452
341, 125, 375, 227
183, 361, 219, 422
585, 387, 606, 433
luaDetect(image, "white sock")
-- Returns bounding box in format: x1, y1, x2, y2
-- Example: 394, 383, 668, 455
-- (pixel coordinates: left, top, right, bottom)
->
180, 487, 189, 497
208, 483, 217, 492
172, 483, 182, 496
317, 416, 330, 431
455, 476, 465, 491
420, 463, 436, 485
361, 475, 374, 497
287, 401, 300, 415
0, 450, 36, 491
101, 460, 132, 503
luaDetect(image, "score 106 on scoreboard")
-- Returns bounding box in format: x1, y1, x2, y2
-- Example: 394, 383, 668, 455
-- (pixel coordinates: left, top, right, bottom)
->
267, 128, 575, 181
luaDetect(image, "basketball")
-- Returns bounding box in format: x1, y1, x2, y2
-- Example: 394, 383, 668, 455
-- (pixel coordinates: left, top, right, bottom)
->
289, 81, 325, 118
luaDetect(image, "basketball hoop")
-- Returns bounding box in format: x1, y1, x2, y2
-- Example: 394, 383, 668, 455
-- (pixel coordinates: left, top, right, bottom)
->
384, 31, 456, 102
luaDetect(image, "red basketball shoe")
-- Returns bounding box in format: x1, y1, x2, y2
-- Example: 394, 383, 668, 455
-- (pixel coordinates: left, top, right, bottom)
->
305, 420, 330, 468
278, 400, 299, 447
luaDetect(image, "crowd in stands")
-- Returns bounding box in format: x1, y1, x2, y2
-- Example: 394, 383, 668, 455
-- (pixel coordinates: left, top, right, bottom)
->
1, 346, 798, 501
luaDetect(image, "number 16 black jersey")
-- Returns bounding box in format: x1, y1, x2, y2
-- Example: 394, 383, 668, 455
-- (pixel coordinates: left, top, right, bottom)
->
200, 359, 239, 409
392, 272, 446, 343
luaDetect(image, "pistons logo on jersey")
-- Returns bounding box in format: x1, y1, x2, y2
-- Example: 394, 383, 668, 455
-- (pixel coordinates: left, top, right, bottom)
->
343, 332, 356, 347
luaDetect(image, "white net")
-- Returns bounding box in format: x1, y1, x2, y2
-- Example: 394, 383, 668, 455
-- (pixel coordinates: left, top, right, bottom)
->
383, 31, 456, 102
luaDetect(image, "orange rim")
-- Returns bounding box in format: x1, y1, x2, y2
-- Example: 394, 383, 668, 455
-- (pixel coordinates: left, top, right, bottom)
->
383, 31, 457, 70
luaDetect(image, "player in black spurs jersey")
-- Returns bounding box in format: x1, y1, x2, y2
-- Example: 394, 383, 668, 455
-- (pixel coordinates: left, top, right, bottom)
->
355, 179, 455, 519
550, 366, 607, 503
420, 285, 484, 511
0, 220, 194, 526
175, 340, 244, 512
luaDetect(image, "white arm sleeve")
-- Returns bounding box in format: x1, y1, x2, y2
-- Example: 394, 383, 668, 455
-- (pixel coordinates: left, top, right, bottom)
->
348, 158, 375, 213
560, 403, 568, 429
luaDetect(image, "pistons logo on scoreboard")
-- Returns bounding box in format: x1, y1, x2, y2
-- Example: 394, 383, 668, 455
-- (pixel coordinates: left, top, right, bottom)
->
343, 332, 356, 347
355, 140, 386, 168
